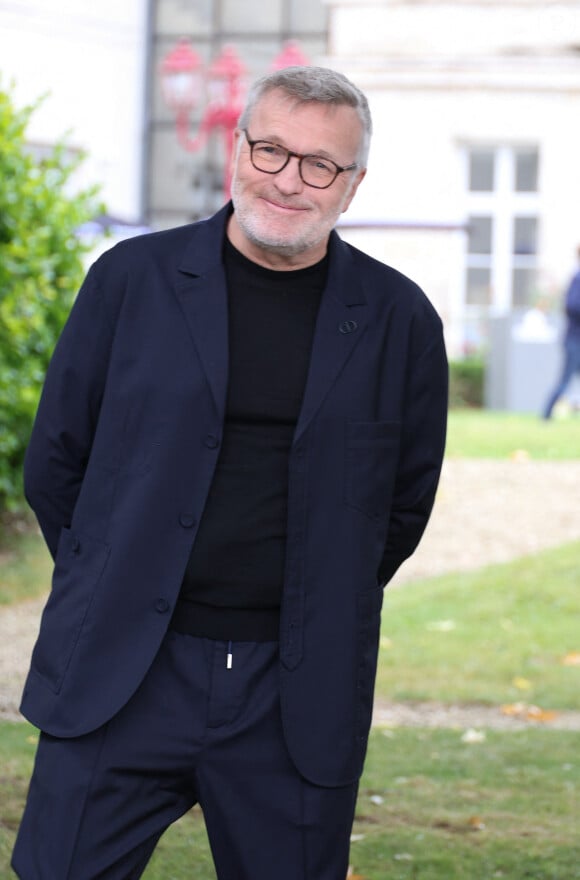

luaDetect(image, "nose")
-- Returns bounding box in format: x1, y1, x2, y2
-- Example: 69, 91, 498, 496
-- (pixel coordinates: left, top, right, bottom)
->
273, 155, 304, 194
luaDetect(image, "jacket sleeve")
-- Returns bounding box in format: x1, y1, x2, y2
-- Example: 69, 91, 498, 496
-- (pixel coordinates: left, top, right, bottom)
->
23, 263, 115, 559
377, 323, 448, 586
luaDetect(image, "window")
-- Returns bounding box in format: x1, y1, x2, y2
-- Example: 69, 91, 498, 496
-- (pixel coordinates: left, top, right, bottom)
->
462, 145, 540, 347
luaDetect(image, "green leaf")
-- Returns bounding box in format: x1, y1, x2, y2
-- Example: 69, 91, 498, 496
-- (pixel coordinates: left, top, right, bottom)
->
0, 81, 105, 511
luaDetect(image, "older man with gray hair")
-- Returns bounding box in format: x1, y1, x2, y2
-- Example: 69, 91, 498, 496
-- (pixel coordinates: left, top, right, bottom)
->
13, 65, 447, 880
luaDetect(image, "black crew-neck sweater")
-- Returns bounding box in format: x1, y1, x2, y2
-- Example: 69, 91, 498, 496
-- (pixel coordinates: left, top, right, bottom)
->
172, 237, 327, 641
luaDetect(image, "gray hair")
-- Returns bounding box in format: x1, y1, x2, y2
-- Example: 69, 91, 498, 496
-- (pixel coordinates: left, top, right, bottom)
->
238, 66, 372, 168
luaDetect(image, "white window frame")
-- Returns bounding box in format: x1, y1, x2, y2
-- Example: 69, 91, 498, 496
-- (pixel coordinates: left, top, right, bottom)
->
461, 144, 541, 349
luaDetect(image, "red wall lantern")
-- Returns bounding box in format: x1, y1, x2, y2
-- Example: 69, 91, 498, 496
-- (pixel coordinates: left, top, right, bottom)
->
271, 41, 310, 71
161, 38, 203, 112
160, 42, 246, 201
161, 40, 310, 203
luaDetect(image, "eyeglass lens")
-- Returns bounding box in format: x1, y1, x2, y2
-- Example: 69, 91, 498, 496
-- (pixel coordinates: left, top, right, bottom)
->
251, 142, 339, 188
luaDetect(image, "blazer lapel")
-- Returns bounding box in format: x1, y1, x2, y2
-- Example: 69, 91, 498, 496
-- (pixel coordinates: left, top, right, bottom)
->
174, 206, 231, 422
172, 210, 367, 434
294, 231, 368, 444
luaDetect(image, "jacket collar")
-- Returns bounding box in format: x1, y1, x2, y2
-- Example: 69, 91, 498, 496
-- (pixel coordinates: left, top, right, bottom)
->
174, 202, 368, 436
177, 202, 232, 279
177, 202, 367, 307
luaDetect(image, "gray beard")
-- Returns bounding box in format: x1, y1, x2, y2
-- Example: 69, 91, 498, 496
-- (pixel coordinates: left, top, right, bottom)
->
232, 199, 336, 259
239, 224, 328, 257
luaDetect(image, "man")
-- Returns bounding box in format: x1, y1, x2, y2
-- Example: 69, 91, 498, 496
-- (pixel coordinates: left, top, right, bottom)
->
542, 245, 580, 418
13, 66, 447, 879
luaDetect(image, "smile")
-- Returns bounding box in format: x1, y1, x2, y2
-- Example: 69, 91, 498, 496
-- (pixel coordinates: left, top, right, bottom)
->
260, 196, 310, 213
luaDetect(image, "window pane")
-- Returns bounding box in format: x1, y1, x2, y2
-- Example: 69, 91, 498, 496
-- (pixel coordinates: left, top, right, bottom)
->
513, 217, 538, 255
289, 0, 328, 30
469, 150, 495, 191
466, 268, 491, 305
154, 0, 213, 35
468, 216, 493, 254
512, 268, 537, 307
515, 149, 538, 192
221, 0, 283, 31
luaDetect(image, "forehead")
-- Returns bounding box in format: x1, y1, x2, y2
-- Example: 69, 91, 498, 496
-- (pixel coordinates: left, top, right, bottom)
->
248, 89, 362, 159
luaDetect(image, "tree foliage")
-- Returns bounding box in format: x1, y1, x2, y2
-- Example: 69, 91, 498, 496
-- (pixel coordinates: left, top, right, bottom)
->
0, 84, 103, 511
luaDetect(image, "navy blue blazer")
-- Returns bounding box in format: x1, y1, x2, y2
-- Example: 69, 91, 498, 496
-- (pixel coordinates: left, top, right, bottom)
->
21, 203, 448, 786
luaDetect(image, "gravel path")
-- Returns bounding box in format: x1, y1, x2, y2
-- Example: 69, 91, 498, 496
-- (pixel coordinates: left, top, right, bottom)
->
389, 457, 580, 585
2, 458, 579, 728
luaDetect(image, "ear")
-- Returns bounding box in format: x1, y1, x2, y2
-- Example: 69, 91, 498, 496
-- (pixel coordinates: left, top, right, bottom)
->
341, 168, 366, 214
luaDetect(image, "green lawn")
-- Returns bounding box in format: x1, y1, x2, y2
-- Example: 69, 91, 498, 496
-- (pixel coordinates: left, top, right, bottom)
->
446, 409, 580, 459
377, 540, 580, 710
349, 727, 580, 880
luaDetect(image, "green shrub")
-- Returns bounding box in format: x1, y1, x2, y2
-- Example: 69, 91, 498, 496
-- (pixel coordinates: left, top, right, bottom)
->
448, 356, 484, 409
0, 85, 102, 511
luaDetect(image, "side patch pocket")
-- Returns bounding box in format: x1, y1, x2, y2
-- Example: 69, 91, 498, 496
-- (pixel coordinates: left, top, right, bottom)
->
31, 528, 110, 694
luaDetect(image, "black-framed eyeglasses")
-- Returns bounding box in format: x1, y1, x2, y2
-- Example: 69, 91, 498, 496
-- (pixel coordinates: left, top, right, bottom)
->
243, 129, 358, 190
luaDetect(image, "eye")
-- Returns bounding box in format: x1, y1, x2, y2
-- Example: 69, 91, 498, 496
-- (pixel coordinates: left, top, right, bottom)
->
304, 156, 336, 174
254, 142, 286, 159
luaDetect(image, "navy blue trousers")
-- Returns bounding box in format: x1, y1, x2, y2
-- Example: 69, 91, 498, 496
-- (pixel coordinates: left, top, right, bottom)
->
12, 632, 358, 879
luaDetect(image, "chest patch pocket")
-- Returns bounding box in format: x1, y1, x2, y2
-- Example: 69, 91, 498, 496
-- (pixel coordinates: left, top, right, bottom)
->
344, 420, 401, 520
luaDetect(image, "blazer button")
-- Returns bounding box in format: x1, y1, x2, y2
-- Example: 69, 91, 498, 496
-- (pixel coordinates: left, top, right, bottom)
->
155, 598, 170, 614
179, 513, 197, 529
339, 320, 358, 334
204, 433, 220, 449
71, 535, 81, 554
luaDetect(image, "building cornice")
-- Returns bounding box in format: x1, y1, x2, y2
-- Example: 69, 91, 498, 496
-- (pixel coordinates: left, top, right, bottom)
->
325, 54, 580, 92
